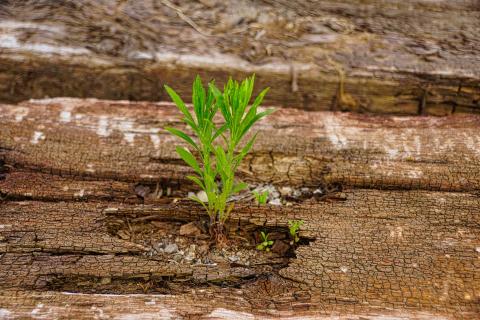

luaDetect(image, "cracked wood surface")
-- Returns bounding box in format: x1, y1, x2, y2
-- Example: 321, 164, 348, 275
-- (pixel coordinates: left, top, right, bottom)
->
0, 0, 479, 114
1, 98, 479, 318
0, 290, 463, 320
0, 193, 478, 318
1, 98, 480, 194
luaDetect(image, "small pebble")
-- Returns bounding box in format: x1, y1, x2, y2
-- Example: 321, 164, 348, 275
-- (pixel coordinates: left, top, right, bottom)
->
153, 242, 165, 253
197, 190, 208, 202
173, 253, 183, 262
228, 255, 240, 262
279, 186, 293, 197
164, 243, 178, 254
269, 198, 282, 206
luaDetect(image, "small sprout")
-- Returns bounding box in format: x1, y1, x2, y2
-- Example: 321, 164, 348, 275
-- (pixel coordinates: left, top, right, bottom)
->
164, 75, 274, 244
253, 190, 269, 205
288, 220, 304, 244
256, 231, 274, 251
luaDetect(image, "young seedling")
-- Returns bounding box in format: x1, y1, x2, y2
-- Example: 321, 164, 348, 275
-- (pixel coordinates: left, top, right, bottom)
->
256, 231, 274, 251
288, 220, 304, 244
253, 190, 269, 205
164, 75, 274, 244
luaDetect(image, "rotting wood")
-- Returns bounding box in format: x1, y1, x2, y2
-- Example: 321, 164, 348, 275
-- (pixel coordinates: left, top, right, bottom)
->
0, 187, 479, 316
0, 0, 478, 114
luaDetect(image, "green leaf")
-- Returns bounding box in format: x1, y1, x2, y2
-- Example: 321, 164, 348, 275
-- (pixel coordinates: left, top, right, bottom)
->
208, 82, 222, 100
206, 81, 216, 112
250, 87, 269, 110
176, 146, 201, 175
192, 75, 206, 126
256, 244, 265, 250
234, 77, 253, 124
214, 146, 229, 182
183, 118, 198, 132
187, 175, 205, 190
260, 231, 267, 241
239, 87, 269, 138
204, 173, 216, 191
240, 104, 258, 130
214, 146, 227, 164
232, 182, 248, 194
189, 195, 210, 213
235, 133, 257, 165
210, 82, 231, 125
213, 123, 228, 140
164, 85, 194, 123
165, 127, 198, 150
239, 109, 274, 142
290, 227, 297, 237
254, 190, 268, 205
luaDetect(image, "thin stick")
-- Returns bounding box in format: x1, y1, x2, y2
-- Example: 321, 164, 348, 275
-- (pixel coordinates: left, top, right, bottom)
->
159, 0, 211, 37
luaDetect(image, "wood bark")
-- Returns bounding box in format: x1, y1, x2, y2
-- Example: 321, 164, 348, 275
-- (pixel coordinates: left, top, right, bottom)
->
1, 98, 479, 318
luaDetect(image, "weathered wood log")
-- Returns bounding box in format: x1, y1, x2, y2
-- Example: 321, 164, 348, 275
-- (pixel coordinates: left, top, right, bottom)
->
1, 99, 479, 195
0, 0, 478, 114
1, 190, 479, 317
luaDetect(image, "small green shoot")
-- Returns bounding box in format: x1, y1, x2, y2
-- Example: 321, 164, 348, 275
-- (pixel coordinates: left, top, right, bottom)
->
256, 231, 274, 251
288, 220, 304, 244
164, 75, 274, 243
253, 190, 269, 205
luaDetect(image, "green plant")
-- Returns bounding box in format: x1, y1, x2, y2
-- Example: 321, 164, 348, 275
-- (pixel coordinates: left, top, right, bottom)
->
256, 231, 274, 251
164, 75, 273, 243
288, 220, 304, 244
253, 190, 269, 205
